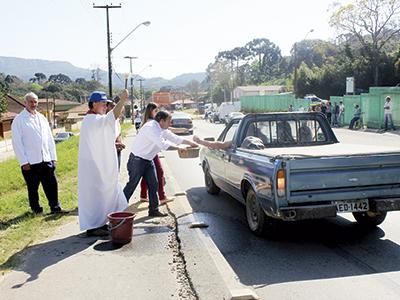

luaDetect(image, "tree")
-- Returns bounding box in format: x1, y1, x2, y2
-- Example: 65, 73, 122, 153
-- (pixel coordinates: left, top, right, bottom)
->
48, 73, 72, 85
330, 0, 400, 85
245, 38, 284, 83
34, 73, 47, 84
0, 75, 9, 118
185, 79, 200, 101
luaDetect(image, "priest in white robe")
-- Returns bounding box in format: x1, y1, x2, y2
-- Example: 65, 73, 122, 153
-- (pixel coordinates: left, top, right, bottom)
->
78, 89, 129, 236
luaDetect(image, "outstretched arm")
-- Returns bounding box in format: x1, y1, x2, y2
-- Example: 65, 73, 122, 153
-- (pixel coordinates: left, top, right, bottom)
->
113, 89, 129, 119
193, 135, 232, 150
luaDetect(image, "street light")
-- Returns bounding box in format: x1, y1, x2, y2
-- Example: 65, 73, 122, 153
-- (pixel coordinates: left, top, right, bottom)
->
106, 21, 151, 98
124, 56, 138, 123
293, 29, 314, 98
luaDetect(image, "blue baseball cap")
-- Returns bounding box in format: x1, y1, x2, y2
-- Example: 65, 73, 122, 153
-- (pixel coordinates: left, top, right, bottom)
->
88, 91, 112, 103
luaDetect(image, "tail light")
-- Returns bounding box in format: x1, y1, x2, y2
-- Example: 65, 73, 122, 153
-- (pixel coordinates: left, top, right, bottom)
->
277, 169, 286, 197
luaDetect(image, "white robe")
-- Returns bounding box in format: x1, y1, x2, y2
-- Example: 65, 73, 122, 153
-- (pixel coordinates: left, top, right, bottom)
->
78, 111, 127, 230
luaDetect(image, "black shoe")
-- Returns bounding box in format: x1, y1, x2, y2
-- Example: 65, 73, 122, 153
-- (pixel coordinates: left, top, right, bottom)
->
148, 211, 168, 217
32, 207, 44, 214
50, 206, 69, 214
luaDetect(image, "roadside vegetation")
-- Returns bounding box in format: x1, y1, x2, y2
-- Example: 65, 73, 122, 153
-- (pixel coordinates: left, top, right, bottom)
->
0, 123, 132, 272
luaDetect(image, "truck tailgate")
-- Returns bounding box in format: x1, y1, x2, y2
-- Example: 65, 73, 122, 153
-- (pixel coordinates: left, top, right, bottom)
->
286, 153, 400, 204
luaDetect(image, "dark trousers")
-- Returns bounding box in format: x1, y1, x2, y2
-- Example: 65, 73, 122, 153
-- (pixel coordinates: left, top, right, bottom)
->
140, 154, 166, 200
349, 117, 360, 129
123, 153, 159, 214
21, 161, 59, 212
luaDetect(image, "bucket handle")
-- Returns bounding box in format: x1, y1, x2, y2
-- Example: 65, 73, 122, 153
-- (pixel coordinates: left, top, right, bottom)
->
109, 218, 129, 231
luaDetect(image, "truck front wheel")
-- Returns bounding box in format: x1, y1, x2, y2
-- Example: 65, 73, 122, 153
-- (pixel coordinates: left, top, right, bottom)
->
246, 189, 278, 237
352, 211, 387, 227
204, 166, 220, 195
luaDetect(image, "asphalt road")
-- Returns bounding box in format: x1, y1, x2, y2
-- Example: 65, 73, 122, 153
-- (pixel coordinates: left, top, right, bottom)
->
163, 119, 400, 300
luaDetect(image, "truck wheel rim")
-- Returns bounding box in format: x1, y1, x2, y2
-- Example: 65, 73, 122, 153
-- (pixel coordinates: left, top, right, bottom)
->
247, 195, 259, 230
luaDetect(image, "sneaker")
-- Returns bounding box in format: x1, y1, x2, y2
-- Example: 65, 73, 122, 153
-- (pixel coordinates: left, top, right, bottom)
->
148, 211, 168, 218
159, 197, 175, 205
86, 227, 109, 237
50, 206, 69, 214
140, 197, 149, 202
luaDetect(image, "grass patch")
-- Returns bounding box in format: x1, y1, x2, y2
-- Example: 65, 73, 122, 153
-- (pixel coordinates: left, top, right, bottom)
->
0, 124, 132, 271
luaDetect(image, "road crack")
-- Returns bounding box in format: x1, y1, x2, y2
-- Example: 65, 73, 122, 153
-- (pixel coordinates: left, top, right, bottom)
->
166, 206, 198, 300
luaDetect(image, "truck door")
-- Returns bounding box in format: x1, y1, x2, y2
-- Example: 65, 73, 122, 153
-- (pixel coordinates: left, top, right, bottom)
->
220, 120, 242, 198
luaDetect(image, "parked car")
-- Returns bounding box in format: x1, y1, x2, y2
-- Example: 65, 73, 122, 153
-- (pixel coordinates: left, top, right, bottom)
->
54, 132, 74, 143
199, 112, 400, 236
170, 112, 193, 134
225, 112, 244, 124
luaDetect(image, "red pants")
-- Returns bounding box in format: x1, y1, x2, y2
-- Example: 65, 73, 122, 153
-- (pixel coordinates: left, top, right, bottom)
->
140, 154, 166, 200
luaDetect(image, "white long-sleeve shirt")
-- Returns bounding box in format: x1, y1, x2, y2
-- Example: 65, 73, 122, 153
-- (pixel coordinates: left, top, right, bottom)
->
11, 109, 57, 166
131, 119, 183, 160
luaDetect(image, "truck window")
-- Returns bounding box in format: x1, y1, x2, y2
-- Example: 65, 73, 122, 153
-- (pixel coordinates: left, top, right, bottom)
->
245, 118, 328, 146
224, 122, 239, 142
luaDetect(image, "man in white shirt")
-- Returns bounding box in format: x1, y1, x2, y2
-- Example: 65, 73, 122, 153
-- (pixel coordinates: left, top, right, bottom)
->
78, 90, 129, 236
12, 92, 65, 214
123, 110, 198, 217
384, 96, 396, 131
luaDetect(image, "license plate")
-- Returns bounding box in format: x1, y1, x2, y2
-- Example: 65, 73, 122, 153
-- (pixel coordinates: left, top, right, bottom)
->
335, 199, 369, 213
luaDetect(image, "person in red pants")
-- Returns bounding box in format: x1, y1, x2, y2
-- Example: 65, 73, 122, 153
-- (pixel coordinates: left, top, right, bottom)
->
139, 103, 175, 205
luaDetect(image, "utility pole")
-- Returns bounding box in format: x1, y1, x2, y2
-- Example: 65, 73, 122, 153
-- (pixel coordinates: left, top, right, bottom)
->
124, 56, 138, 123
93, 3, 121, 98
137, 78, 145, 110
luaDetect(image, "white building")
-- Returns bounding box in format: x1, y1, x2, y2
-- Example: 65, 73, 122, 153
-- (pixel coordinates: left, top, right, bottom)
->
233, 85, 285, 100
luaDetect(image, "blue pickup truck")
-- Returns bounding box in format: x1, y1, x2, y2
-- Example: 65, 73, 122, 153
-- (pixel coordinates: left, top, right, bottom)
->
199, 113, 400, 236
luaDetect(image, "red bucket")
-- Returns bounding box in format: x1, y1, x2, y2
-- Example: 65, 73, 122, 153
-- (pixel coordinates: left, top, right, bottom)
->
107, 212, 136, 244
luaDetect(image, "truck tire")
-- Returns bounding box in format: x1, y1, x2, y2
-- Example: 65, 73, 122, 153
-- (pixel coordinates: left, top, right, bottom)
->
352, 211, 387, 227
246, 189, 278, 237
204, 166, 220, 195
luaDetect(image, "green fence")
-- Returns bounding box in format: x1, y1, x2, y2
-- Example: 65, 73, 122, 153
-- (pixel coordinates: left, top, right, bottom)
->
240, 87, 400, 129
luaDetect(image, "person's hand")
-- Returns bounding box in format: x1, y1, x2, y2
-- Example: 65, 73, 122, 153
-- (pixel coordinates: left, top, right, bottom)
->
22, 163, 31, 171
115, 142, 126, 151
120, 89, 129, 100
188, 141, 198, 148
178, 148, 188, 156
193, 135, 201, 143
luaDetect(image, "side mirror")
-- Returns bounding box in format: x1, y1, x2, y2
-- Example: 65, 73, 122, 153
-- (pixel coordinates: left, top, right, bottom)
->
204, 137, 215, 142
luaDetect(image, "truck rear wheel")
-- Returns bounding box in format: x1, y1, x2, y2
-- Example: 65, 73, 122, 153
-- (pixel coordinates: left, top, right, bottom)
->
204, 166, 220, 195
352, 211, 387, 227
246, 189, 278, 237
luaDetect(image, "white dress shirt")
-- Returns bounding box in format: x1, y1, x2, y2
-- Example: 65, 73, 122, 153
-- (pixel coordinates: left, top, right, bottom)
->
11, 108, 57, 166
131, 119, 184, 160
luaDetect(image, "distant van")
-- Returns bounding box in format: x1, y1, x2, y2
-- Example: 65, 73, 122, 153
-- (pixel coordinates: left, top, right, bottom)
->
218, 101, 241, 123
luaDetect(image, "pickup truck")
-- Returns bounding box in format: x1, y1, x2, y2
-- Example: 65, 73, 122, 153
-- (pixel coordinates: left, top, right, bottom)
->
199, 113, 400, 236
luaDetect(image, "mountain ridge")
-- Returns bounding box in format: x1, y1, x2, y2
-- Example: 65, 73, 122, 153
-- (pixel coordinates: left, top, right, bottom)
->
0, 56, 206, 90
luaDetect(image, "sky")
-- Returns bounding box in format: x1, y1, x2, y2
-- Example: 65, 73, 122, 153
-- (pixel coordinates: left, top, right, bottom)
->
1, 0, 348, 79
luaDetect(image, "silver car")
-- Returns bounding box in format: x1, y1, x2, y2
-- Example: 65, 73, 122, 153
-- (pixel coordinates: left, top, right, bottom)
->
170, 112, 193, 135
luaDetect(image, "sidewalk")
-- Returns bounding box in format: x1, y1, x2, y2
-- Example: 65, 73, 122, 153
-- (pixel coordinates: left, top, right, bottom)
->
0, 128, 231, 300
